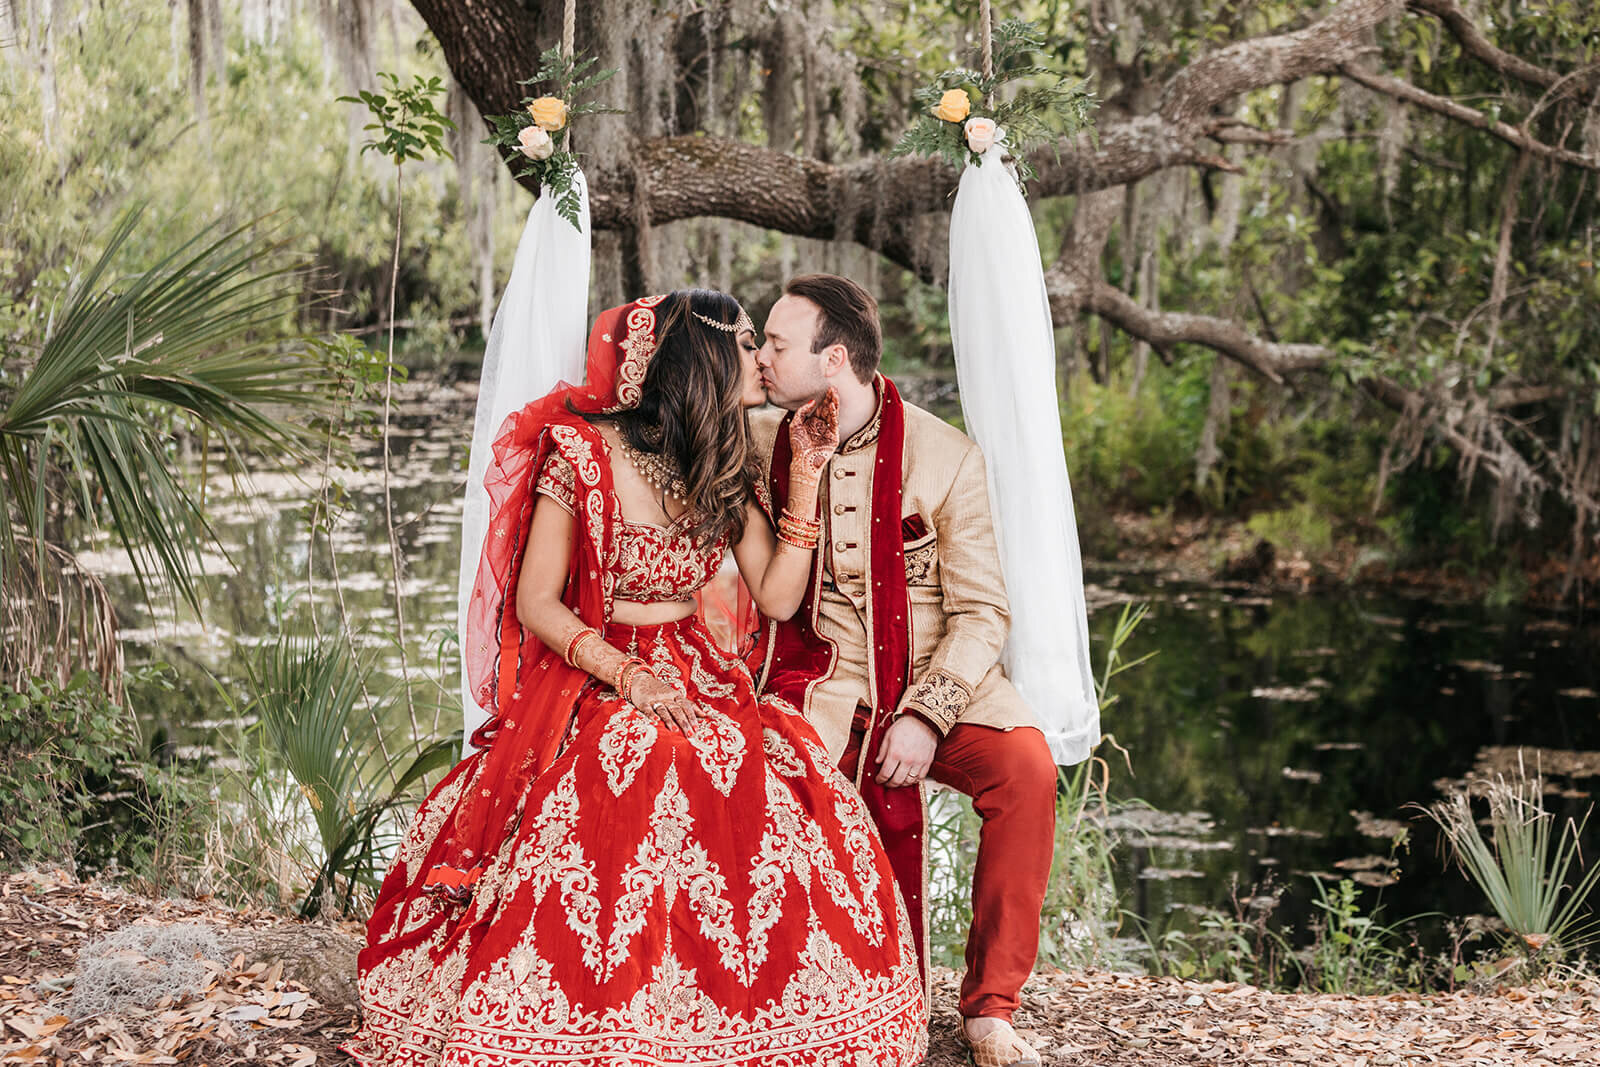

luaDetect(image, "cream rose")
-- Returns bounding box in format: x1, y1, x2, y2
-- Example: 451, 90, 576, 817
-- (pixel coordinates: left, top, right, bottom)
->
527, 95, 568, 131
964, 116, 998, 153
517, 124, 555, 160
932, 88, 971, 124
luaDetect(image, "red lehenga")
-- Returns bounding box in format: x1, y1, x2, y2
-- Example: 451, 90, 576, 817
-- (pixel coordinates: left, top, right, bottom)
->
342, 296, 927, 1067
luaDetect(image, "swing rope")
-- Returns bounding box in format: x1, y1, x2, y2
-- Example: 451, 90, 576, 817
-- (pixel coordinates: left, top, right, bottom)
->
980, 0, 994, 108
562, 0, 576, 152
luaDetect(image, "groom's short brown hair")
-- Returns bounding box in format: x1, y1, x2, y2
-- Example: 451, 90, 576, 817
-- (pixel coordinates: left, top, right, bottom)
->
784, 274, 881, 383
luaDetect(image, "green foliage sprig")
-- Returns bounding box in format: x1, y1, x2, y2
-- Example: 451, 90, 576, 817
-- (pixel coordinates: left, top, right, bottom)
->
891, 18, 1094, 186
483, 47, 621, 230
339, 72, 455, 165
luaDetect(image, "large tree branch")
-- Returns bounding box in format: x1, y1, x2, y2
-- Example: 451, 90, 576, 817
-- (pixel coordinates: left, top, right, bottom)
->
411, 0, 1599, 278
1160, 0, 1401, 127
409, 0, 1589, 421
1339, 63, 1600, 170
1408, 0, 1565, 91
1068, 277, 1332, 385
416, 0, 1406, 272
1040, 192, 1560, 405
1043, 186, 1330, 386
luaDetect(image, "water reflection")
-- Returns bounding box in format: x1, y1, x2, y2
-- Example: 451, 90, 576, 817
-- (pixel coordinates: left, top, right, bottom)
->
107, 378, 476, 749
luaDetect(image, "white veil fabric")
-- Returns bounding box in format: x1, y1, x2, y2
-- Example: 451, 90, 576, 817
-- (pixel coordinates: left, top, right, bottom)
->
458, 172, 591, 745
948, 142, 1099, 765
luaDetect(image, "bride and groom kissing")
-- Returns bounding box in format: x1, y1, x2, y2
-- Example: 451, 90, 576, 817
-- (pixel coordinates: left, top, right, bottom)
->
344, 273, 1061, 1067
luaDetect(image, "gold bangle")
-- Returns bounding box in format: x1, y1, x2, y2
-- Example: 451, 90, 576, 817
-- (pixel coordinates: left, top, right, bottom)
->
616, 658, 650, 702
564, 628, 600, 667
777, 513, 822, 548
776, 526, 820, 550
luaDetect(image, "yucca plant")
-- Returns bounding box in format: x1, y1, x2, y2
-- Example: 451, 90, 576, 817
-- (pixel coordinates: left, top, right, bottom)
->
0, 205, 337, 688
1424, 762, 1600, 958
243, 631, 458, 917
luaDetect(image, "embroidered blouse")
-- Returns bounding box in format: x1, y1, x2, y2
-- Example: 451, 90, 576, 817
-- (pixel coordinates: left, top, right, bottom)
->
536, 452, 725, 602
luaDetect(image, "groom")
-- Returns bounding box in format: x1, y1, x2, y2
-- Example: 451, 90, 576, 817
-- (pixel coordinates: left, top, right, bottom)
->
750, 274, 1057, 1066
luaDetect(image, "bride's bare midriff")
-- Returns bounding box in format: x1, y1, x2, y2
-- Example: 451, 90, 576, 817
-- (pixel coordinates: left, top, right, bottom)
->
611, 598, 698, 625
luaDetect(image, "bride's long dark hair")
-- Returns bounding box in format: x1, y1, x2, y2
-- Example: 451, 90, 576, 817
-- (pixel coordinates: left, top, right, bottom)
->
581, 289, 758, 544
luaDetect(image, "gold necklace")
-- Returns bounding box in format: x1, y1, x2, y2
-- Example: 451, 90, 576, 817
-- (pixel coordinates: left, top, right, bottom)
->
617, 436, 689, 505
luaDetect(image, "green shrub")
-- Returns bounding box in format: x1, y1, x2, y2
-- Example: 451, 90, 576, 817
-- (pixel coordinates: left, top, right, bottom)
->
1245, 501, 1336, 556
1061, 374, 1199, 513
1424, 767, 1600, 960
0, 671, 201, 874
0, 672, 142, 865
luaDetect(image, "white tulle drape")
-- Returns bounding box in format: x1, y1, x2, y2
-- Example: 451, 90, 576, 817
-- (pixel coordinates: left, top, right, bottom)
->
458, 173, 591, 745
948, 143, 1099, 765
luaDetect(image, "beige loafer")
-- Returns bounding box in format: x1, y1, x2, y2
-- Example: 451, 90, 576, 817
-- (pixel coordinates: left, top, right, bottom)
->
957, 1019, 1042, 1067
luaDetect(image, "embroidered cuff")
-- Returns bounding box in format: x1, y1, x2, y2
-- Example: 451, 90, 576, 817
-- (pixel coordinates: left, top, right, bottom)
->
896, 669, 972, 736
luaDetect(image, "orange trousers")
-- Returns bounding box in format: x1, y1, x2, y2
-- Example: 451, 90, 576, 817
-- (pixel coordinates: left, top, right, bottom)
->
841, 716, 1057, 1020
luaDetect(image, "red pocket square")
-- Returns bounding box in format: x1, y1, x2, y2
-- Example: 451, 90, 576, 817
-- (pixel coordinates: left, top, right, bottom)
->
901, 514, 928, 541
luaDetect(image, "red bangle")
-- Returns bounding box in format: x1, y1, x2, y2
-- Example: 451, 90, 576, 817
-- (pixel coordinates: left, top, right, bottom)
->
777, 509, 822, 549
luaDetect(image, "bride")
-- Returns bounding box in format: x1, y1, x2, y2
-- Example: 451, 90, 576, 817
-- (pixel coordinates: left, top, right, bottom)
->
343, 290, 927, 1066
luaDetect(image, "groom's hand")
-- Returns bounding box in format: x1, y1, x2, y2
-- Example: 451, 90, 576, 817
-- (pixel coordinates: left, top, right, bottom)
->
874, 715, 937, 788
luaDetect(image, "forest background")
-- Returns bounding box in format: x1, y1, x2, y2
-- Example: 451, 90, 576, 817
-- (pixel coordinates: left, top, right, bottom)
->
10, 0, 1600, 601
5, 0, 1600, 1003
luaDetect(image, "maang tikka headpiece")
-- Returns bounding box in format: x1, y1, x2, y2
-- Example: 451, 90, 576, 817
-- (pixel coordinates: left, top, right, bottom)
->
693, 306, 756, 337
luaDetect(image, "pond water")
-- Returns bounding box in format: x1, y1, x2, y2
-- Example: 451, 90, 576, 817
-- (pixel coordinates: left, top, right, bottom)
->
1089, 569, 1600, 957
98, 374, 1600, 960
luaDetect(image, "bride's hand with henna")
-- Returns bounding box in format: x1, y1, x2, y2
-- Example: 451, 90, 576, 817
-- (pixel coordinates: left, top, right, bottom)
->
789, 387, 840, 486
626, 670, 701, 735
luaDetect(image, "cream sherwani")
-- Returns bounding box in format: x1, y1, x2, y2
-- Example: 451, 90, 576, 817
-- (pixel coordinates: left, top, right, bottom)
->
751, 383, 1040, 763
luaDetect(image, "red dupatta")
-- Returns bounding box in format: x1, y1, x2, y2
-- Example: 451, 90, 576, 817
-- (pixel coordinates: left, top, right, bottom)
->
427, 295, 669, 896
761, 377, 929, 980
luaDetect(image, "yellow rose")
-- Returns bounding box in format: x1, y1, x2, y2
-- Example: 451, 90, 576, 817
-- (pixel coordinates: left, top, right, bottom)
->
528, 96, 568, 132
932, 88, 971, 124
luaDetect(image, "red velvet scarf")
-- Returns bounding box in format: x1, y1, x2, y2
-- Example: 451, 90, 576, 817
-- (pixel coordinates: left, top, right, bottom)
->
764, 377, 928, 979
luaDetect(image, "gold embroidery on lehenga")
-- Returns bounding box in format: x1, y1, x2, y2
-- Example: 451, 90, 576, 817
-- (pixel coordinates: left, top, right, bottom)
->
604, 763, 747, 983
499, 766, 604, 974
596, 702, 657, 797
744, 764, 886, 978
762, 729, 806, 778
445, 889, 923, 1063
645, 634, 687, 690
398, 764, 476, 883
778, 910, 874, 1022
687, 710, 744, 796
683, 640, 737, 698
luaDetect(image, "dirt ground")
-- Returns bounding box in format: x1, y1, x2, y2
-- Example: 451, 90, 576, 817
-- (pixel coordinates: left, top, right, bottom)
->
4, 869, 1596, 1065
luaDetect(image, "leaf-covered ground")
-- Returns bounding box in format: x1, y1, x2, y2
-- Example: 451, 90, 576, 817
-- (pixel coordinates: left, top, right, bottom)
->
3, 870, 1596, 1065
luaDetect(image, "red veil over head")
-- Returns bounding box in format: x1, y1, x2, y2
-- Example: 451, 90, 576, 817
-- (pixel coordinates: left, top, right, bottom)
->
429, 294, 669, 896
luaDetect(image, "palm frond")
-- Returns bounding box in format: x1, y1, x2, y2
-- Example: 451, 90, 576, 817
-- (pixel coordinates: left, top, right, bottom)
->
243, 631, 458, 916
0, 204, 338, 608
